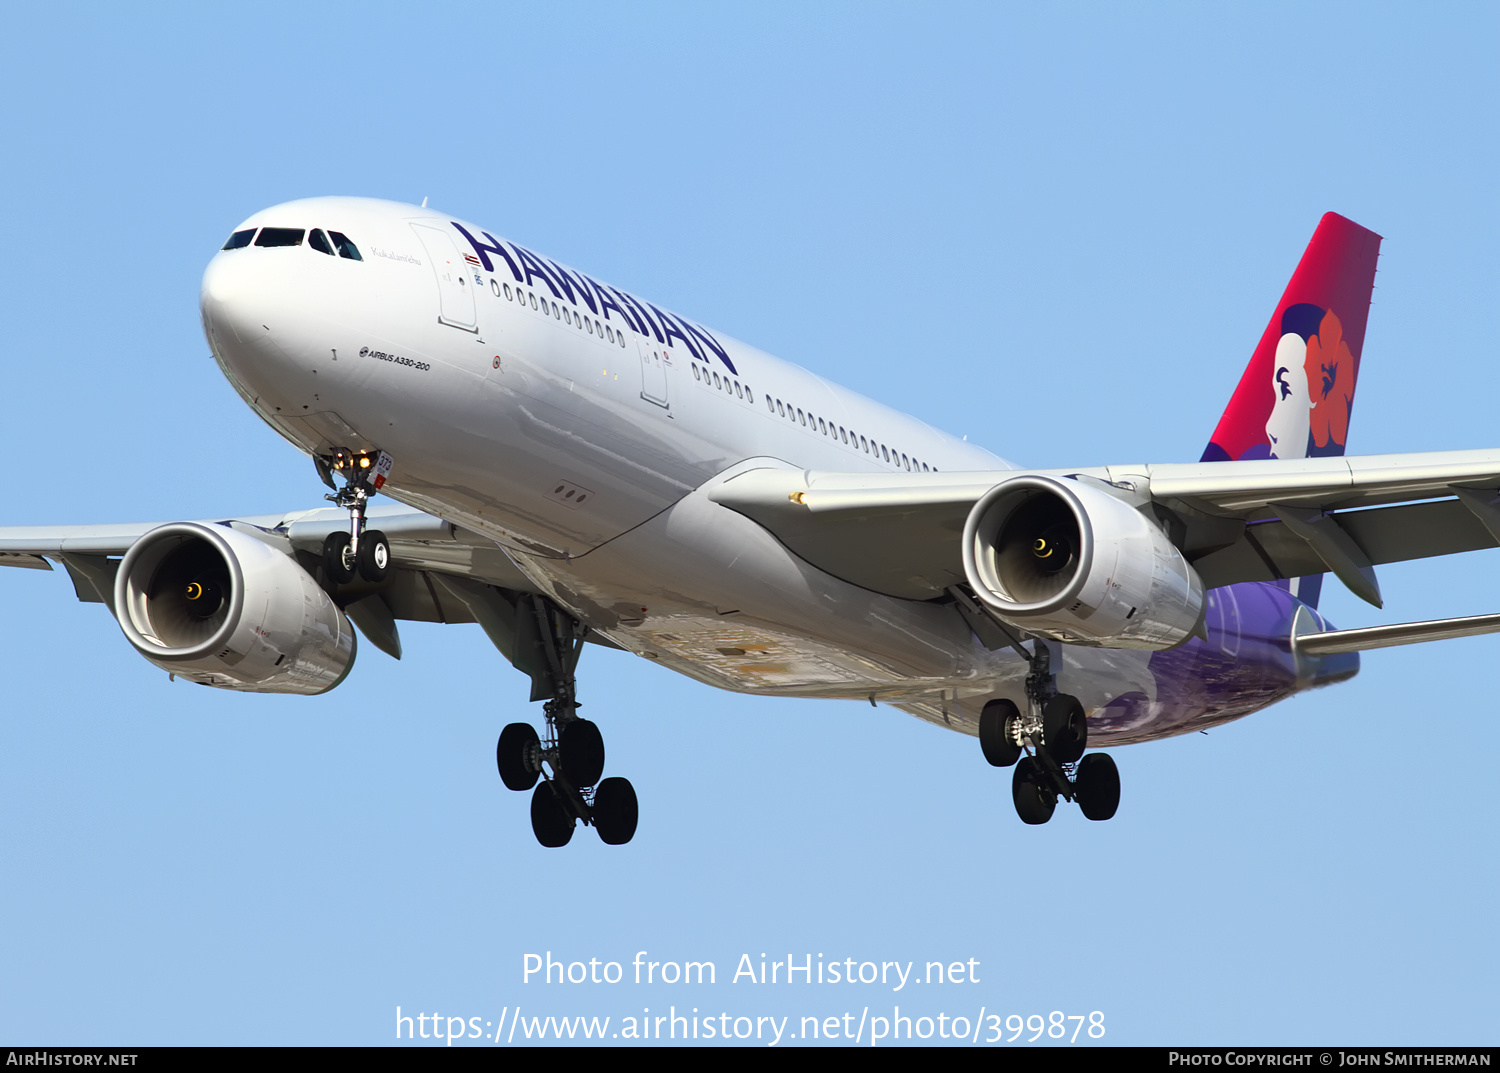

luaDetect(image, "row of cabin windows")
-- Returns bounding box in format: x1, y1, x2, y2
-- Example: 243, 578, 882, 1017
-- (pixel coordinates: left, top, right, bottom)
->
687, 361, 934, 472
690, 362, 754, 404
491, 278, 627, 348
765, 393, 934, 472
221, 227, 362, 260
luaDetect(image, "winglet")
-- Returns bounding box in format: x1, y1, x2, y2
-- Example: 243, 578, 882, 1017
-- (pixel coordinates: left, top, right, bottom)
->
1202, 213, 1383, 465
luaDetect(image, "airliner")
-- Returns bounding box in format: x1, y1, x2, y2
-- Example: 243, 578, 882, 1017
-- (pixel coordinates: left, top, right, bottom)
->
5, 198, 1499, 845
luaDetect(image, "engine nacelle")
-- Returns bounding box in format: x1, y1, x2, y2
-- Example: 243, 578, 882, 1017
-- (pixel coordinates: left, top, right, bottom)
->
962, 474, 1204, 649
114, 522, 356, 694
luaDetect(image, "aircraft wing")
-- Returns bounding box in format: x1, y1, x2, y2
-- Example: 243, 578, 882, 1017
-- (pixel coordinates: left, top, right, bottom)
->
0, 504, 556, 662
707, 449, 1500, 605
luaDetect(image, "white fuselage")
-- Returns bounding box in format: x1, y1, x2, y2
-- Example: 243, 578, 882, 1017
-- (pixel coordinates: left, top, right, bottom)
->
198, 197, 1255, 741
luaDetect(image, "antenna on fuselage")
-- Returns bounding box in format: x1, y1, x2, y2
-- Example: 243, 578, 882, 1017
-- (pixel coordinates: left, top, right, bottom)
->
421, 196, 429, 208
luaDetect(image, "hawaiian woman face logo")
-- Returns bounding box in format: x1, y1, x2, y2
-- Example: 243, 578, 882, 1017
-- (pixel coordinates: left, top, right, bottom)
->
1266, 332, 1311, 459
1263, 305, 1356, 459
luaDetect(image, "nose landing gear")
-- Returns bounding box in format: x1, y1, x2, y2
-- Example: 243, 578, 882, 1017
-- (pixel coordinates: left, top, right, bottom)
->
310, 451, 635, 846
979, 640, 1121, 824
316, 447, 393, 584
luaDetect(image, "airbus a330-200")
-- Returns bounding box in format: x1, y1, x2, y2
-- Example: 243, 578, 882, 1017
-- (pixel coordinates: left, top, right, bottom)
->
5, 200, 1497, 844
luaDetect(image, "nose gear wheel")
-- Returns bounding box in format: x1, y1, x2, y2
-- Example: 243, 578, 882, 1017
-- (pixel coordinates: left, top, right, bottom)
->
316, 447, 394, 586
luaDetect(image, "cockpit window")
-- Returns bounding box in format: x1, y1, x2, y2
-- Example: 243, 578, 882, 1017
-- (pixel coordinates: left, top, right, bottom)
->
255, 227, 305, 247
329, 231, 362, 260
221, 229, 256, 250
309, 229, 334, 256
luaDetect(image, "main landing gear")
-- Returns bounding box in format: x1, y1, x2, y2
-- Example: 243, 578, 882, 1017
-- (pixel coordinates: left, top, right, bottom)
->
311, 450, 635, 847
978, 641, 1121, 825
316, 447, 393, 585
494, 596, 638, 848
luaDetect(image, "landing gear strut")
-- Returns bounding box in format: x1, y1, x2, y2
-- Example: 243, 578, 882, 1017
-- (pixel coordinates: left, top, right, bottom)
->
494, 595, 638, 847
316, 447, 393, 584
980, 639, 1121, 824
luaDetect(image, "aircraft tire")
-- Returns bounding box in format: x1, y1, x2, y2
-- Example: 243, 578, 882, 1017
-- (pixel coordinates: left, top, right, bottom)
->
1074, 753, 1120, 821
592, 777, 638, 845
356, 529, 390, 582
559, 719, 605, 787
530, 783, 574, 847
496, 722, 540, 791
1042, 694, 1088, 765
1012, 756, 1056, 825
322, 532, 355, 584
979, 699, 1022, 767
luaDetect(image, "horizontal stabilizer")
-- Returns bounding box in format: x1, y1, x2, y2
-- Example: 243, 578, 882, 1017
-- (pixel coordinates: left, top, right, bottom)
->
1295, 612, 1500, 656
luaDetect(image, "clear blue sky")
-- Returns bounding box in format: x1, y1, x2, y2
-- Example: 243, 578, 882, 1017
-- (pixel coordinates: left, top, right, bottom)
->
1, 1, 1495, 1047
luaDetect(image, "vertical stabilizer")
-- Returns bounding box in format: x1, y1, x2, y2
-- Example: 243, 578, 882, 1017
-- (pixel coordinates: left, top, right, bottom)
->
1202, 213, 1382, 464
1201, 213, 1382, 606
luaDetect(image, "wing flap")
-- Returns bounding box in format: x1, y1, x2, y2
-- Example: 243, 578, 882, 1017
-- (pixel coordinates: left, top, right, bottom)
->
1191, 499, 1498, 589
0, 552, 52, 571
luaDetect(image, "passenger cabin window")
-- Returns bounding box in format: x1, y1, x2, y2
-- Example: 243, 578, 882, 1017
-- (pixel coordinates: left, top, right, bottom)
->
255, 227, 305, 247
222, 229, 256, 250
329, 231, 363, 260
309, 229, 334, 256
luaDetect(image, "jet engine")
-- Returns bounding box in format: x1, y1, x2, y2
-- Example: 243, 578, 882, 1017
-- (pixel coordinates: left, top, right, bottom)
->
961, 474, 1204, 650
113, 522, 356, 694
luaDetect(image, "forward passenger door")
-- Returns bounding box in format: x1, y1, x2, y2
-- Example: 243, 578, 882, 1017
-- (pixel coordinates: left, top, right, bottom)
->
410, 224, 478, 332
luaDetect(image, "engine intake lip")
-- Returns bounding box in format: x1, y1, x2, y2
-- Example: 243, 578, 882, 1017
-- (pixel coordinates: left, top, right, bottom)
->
963, 475, 1095, 615
115, 522, 248, 662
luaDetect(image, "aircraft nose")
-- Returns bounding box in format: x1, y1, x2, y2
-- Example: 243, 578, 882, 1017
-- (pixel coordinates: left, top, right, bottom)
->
201, 249, 276, 347
199, 246, 329, 416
